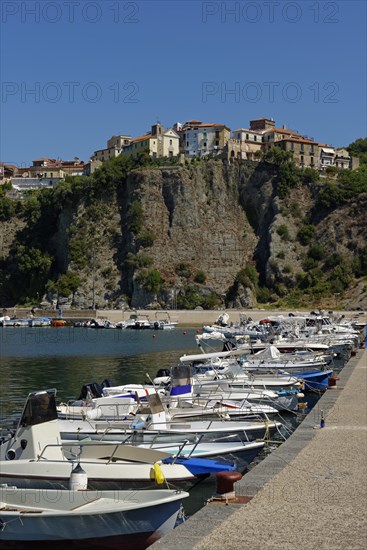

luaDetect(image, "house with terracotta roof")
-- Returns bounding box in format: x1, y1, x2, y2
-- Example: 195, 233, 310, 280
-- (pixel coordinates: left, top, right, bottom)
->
122, 124, 179, 159
274, 136, 319, 169
176, 120, 230, 157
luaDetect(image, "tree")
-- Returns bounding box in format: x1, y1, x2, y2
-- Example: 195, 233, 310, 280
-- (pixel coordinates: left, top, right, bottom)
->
12, 246, 53, 302
263, 146, 293, 166
347, 137, 367, 165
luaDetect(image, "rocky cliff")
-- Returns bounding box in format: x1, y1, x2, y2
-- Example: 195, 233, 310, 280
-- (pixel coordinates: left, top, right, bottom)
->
0, 157, 366, 310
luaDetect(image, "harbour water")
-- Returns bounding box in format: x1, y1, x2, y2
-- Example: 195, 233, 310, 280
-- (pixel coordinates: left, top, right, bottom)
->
0, 326, 200, 426
0, 325, 340, 515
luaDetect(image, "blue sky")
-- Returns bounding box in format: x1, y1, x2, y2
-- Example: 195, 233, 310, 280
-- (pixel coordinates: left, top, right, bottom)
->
1, 0, 366, 166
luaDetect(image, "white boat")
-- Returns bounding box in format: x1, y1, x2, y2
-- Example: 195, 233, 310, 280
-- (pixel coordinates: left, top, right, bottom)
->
119, 313, 151, 330
0, 485, 188, 549
150, 312, 178, 330
0, 390, 218, 491
28, 317, 51, 327
58, 392, 283, 444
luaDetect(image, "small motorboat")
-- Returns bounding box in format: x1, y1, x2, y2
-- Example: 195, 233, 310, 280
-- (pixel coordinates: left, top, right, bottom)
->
0, 485, 189, 549
0, 390, 237, 491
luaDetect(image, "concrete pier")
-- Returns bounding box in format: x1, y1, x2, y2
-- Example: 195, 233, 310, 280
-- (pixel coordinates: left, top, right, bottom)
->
152, 348, 367, 550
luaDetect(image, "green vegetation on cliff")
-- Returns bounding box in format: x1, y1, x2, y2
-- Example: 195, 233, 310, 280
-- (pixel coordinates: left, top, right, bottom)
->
0, 153, 366, 309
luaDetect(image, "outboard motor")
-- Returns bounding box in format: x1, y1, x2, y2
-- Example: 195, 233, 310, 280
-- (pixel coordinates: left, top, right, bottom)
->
101, 379, 115, 389
78, 382, 103, 400
155, 369, 170, 378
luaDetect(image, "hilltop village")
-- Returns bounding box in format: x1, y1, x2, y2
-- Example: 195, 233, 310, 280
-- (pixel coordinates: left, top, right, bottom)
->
0, 117, 360, 194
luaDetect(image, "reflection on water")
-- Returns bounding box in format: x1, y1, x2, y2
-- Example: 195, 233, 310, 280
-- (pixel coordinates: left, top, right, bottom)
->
0, 327, 198, 425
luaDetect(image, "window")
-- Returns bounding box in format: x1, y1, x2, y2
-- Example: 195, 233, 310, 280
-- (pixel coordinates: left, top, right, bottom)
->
254, 135, 257, 142
290, 142, 294, 152
215, 140, 219, 146
310, 157, 314, 165
169, 139, 172, 145
203, 142, 207, 147
237, 133, 241, 139
310, 145, 314, 154
215, 130, 220, 138
301, 155, 304, 164
187, 141, 189, 147
169, 151, 173, 157
300, 144, 305, 152
246, 133, 249, 140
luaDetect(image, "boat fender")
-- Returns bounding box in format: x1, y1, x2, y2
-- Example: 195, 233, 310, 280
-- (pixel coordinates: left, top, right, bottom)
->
131, 421, 145, 429
296, 393, 305, 398
153, 462, 165, 485
6, 449, 16, 461
85, 408, 103, 420
69, 463, 88, 490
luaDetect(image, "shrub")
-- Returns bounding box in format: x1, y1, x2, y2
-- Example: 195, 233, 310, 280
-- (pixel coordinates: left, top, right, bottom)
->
308, 243, 325, 261
276, 224, 290, 241
302, 168, 319, 183
128, 200, 144, 234
127, 253, 153, 269
194, 270, 207, 284
175, 263, 192, 279
297, 225, 316, 245
137, 229, 156, 248
256, 286, 272, 303
136, 269, 162, 293
236, 266, 258, 286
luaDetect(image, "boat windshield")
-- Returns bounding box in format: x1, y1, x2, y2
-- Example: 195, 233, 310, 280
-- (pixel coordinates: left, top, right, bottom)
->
19, 391, 58, 427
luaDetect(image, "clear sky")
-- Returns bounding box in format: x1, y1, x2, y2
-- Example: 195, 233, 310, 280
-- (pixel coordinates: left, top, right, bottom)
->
1, 0, 366, 166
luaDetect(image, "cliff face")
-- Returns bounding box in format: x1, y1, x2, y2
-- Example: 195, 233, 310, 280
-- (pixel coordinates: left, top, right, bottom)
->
1, 159, 366, 309
126, 162, 259, 292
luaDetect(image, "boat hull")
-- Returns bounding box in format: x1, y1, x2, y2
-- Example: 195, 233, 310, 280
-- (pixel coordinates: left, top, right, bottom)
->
0, 493, 183, 549
293, 369, 333, 391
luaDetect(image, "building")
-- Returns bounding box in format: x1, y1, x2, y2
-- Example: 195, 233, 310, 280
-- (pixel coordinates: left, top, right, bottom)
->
176, 120, 230, 157
227, 127, 264, 160
319, 146, 336, 170
10, 177, 62, 191
335, 148, 352, 170
92, 135, 132, 163
274, 137, 320, 169
122, 124, 180, 159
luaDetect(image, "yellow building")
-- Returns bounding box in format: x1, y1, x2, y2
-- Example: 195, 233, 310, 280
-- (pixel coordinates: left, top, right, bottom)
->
123, 124, 180, 159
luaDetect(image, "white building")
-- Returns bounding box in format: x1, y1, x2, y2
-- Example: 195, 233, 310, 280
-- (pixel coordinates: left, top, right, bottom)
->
178, 120, 231, 157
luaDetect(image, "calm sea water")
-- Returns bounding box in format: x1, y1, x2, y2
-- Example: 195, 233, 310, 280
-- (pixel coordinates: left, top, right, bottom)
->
0, 327, 199, 426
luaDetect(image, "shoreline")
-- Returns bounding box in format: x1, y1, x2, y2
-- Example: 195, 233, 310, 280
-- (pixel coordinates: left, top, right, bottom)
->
3, 308, 366, 327
150, 347, 367, 549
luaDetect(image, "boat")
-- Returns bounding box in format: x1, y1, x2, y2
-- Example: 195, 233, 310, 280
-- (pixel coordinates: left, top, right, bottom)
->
0, 485, 189, 549
0, 390, 236, 491
117, 313, 151, 330
192, 336, 335, 392
28, 317, 51, 327
58, 391, 283, 444
150, 312, 178, 330
0, 318, 30, 327
51, 319, 67, 327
